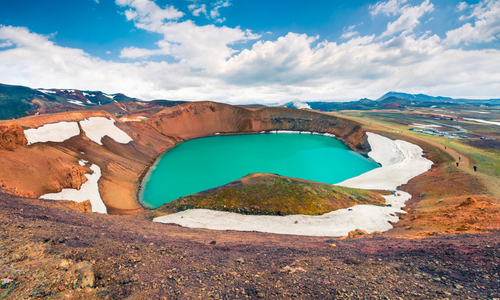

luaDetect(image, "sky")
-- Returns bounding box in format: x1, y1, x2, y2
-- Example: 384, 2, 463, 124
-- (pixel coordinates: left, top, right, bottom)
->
0, 0, 499, 103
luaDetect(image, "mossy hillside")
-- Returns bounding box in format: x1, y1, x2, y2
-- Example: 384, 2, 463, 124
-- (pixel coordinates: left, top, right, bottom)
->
154, 173, 388, 216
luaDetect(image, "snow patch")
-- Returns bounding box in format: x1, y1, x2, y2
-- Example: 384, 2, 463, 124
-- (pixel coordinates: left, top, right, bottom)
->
464, 118, 500, 126
267, 130, 334, 137
40, 164, 107, 214
410, 123, 442, 129
38, 89, 56, 94
154, 193, 410, 236
68, 100, 86, 106
24, 122, 80, 145
462, 110, 490, 114
337, 132, 433, 190
79, 117, 133, 145
120, 116, 148, 122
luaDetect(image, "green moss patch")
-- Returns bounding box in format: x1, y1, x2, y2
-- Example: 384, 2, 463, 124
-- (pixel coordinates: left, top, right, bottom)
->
154, 173, 388, 216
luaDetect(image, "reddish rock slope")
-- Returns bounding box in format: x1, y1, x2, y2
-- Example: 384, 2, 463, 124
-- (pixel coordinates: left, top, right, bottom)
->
147, 102, 369, 151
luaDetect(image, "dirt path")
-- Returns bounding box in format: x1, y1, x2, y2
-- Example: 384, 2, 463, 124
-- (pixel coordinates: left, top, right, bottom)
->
397, 130, 500, 199
336, 112, 500, 199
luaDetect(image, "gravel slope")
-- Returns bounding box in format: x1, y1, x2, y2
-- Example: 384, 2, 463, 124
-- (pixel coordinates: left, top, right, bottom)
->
1, 194, 499, 299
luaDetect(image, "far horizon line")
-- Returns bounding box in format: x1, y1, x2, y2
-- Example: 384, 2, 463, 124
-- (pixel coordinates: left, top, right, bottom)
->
2, 82, 499, 104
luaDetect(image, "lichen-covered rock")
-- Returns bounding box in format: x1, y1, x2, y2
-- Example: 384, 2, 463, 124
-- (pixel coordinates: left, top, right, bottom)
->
348, 228, 369, 239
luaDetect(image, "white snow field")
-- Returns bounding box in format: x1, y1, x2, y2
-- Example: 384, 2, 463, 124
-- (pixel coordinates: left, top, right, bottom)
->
337, 132, 433, 190
79, 117, 133, 145
24, 122, 80, 145
464, 118, 500, 127
40, 164, 107, 214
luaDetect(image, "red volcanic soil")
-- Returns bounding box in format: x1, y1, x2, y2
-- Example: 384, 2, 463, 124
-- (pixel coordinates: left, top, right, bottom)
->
1, 193, 499, 299
0, 110, 177, 214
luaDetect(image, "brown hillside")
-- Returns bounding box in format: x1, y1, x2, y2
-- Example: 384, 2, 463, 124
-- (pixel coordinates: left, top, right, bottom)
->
147, 102, 370, 152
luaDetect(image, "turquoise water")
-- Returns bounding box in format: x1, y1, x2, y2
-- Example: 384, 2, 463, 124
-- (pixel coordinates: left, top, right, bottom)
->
140, 133, 379, 208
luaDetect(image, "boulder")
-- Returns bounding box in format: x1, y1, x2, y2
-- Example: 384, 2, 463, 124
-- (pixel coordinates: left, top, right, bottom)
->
73, 261, 95, 288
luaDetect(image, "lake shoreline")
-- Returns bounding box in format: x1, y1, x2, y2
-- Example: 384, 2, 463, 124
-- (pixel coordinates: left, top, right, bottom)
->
153, 132, 433, 236
137, 130, 377, 209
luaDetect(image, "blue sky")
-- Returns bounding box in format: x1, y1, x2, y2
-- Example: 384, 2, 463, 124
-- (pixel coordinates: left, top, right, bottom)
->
0, 0, 499, 102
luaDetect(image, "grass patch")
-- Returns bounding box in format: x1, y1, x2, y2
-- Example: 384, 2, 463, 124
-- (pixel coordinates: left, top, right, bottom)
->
0, 283, 16, 299
154, 173, 388, 216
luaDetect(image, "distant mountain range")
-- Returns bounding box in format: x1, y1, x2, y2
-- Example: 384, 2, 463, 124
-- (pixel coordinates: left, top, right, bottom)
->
0, 83, 186, 120
376, 92, 500, 103
1, 83, 500, 120
283, 92, 500, 111
282, 97, 413, 111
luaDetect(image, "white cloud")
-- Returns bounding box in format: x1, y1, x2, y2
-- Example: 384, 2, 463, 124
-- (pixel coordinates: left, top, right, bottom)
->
210, 0, 231, 19
372, 0, 434, 38
119, 19, 260, 69
188, 0, 230, 21
188, 3, 207, 17
1, 2, 500, 104
341, 31, 359, 39
116, 0, 184, 29
124, 9, 138, 20
221, 32, 500, 100
94, 0, 99, 3
370, 0, 408, 16
457, 2, 470, 11
117, 0, 259, 69
445, 0, 500, 46
0, 41, 12, 48
120, 46, 165, 59
341, 25, 359, 39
